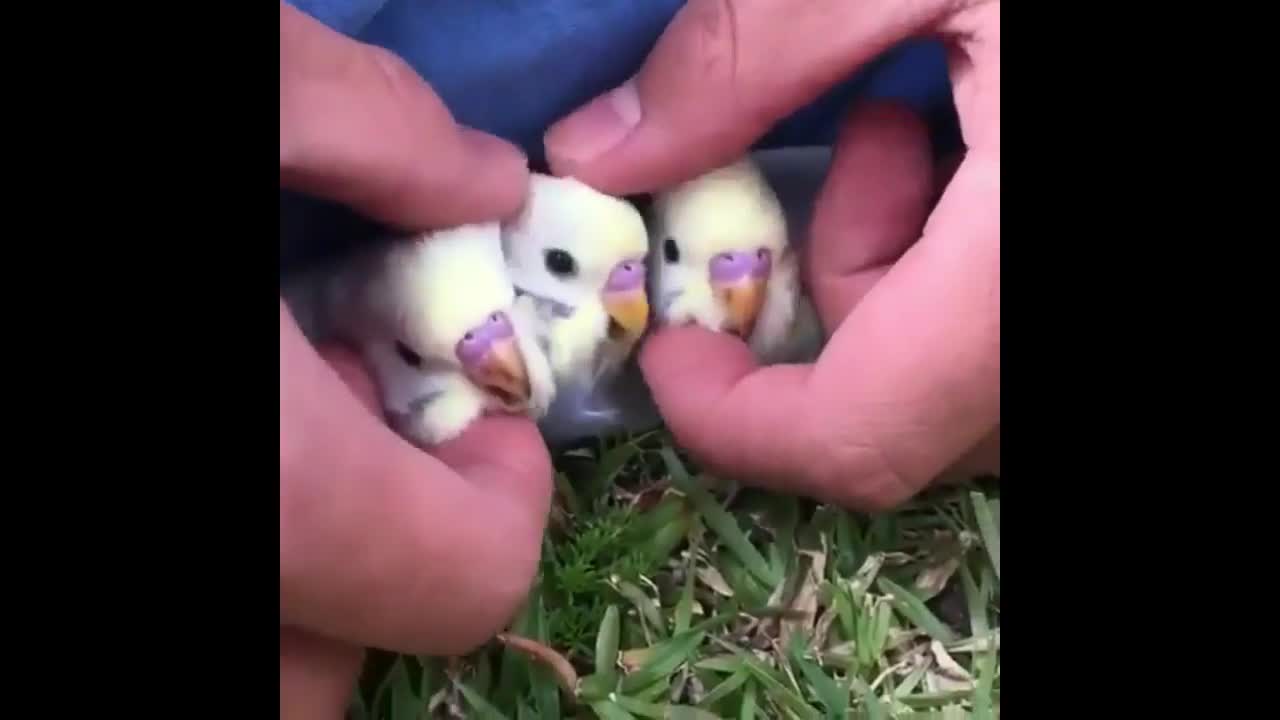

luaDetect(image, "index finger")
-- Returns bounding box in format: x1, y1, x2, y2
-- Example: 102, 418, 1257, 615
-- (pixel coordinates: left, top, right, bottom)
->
279, 2, 530, 230
280, 302, 553, 655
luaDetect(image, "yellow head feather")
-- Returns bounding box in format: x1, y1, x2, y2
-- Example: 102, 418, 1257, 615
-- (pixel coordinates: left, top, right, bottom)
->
502, 173, 648, 306
378, 222, 517, 363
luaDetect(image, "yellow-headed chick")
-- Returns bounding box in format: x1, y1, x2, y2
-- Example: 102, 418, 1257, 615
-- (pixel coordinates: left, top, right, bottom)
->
501, 173, 650, 389
648, 156, 824, 364
287, 222, 555, 447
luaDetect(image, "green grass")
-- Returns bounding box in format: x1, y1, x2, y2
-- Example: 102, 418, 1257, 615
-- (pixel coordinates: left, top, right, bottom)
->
348, 430, 1001, 719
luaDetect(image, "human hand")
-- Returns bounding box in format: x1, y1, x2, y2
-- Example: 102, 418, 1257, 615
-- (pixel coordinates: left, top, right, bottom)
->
544, 0, 999, 510
280, 3, 549, 717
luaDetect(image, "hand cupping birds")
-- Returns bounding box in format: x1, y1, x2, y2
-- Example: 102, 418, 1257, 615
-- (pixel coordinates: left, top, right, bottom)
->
279, 6, 554, 701
543, 0, 1000, 510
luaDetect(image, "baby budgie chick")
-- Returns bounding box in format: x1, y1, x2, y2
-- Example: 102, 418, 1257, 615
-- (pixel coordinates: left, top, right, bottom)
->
648, 156, 823, 364
291, 222, 556, 447
501, 173, 651, 388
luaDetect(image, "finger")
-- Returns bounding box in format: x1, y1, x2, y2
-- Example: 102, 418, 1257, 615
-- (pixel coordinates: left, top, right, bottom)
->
317, 342, 553, 513
280, 301, 553, 654
544, 0, 971, 193
641, 151, 998, 510
280, 626, 363, 720
806, 103, 934, 328
639, 327, 814, 484
279, 2, 529, 230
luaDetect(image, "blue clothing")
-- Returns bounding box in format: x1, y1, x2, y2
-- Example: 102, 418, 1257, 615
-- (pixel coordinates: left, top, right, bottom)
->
280, 0, 959, 271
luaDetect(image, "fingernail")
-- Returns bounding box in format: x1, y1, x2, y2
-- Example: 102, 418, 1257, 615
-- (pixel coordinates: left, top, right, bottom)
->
460, 127, 527, 166
545, 80, 641, 170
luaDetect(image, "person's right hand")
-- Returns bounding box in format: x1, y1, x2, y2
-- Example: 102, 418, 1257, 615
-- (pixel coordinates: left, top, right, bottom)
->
279, 4, 549, 718
544, 0, 1000, 511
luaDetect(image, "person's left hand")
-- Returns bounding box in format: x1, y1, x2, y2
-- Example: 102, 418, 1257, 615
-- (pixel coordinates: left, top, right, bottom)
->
543, 0, 1000, 511
280, 4, 551, 718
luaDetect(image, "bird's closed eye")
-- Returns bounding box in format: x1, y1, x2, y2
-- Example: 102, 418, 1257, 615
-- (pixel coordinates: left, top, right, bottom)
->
663, 237, 680, 264
544, 248, 578, 277
395, 340, 423, 368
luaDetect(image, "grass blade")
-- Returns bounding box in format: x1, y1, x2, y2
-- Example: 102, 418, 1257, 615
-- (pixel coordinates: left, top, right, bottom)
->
591, 700, 639, 720
596, 605, 622, 676
849, 676, 885, 720
455, 681, 508, 720
960, 563, 990, 639
741, 657, 821, 720
388, 658, 421, 720
788, 644, 848, 720
675, 568, 695, 634
698, 665, 751, 708
660, 449, 780, 588
613, 695, 670, 718
553, 471, 582, 516
530, 593, 560, 720
578, 672, 619, 703
738, 680, 757, 720
667, 706, 726, 720
597, 440, 643, 492
972, 630, 998, 720
695, 656, 744, 673
615, 579, 667, 640
876, 577, 958, 643
969, 491, 1000, 581
620, 629, 706, 694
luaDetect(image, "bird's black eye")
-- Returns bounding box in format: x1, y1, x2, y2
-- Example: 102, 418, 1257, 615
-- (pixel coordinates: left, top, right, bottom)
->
544, 248, 577, 277
663, 237, 680, 264
395, 340, 423, 368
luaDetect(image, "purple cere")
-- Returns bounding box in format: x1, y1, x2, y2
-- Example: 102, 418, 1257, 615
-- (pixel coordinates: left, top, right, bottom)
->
604, 258, 646, 293
455, 312, 514, 367
709, 248, 772, 284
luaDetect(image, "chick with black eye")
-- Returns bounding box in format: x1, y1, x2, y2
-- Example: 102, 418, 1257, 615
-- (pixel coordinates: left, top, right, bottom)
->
544, 248, 577, 277
663, 237, 680, 264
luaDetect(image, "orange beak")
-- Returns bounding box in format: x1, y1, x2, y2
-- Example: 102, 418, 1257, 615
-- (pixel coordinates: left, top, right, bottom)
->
709, 248, 772, 339
456, 312, 531, 411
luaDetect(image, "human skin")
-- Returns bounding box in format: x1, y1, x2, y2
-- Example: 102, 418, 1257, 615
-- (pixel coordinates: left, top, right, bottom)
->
279, 0, 999, 713
544, 0, 1000, 511
279, 4, 553, 718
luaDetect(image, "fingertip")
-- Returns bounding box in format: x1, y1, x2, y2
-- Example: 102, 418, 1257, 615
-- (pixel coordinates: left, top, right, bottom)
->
843, 101, 930, 143
543, 81, 642, 181
638, 326, 763, 451
433, 414, 554, 515
639, 326, 761, 400
454, 128, 533, 221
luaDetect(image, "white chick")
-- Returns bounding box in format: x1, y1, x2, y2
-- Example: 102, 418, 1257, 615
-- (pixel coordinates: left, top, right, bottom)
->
647, 156, 824, 365
501, 173, 651, 389
284, 222, 555, 447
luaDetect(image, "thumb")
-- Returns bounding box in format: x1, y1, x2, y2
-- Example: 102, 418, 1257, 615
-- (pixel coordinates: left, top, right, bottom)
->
543, 0, 967, 194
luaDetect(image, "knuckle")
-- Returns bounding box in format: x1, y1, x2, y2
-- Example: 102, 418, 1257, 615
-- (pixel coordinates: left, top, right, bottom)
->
678, 0, 775, 136
363, 45, 427, 107
806, 424, 922, 511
